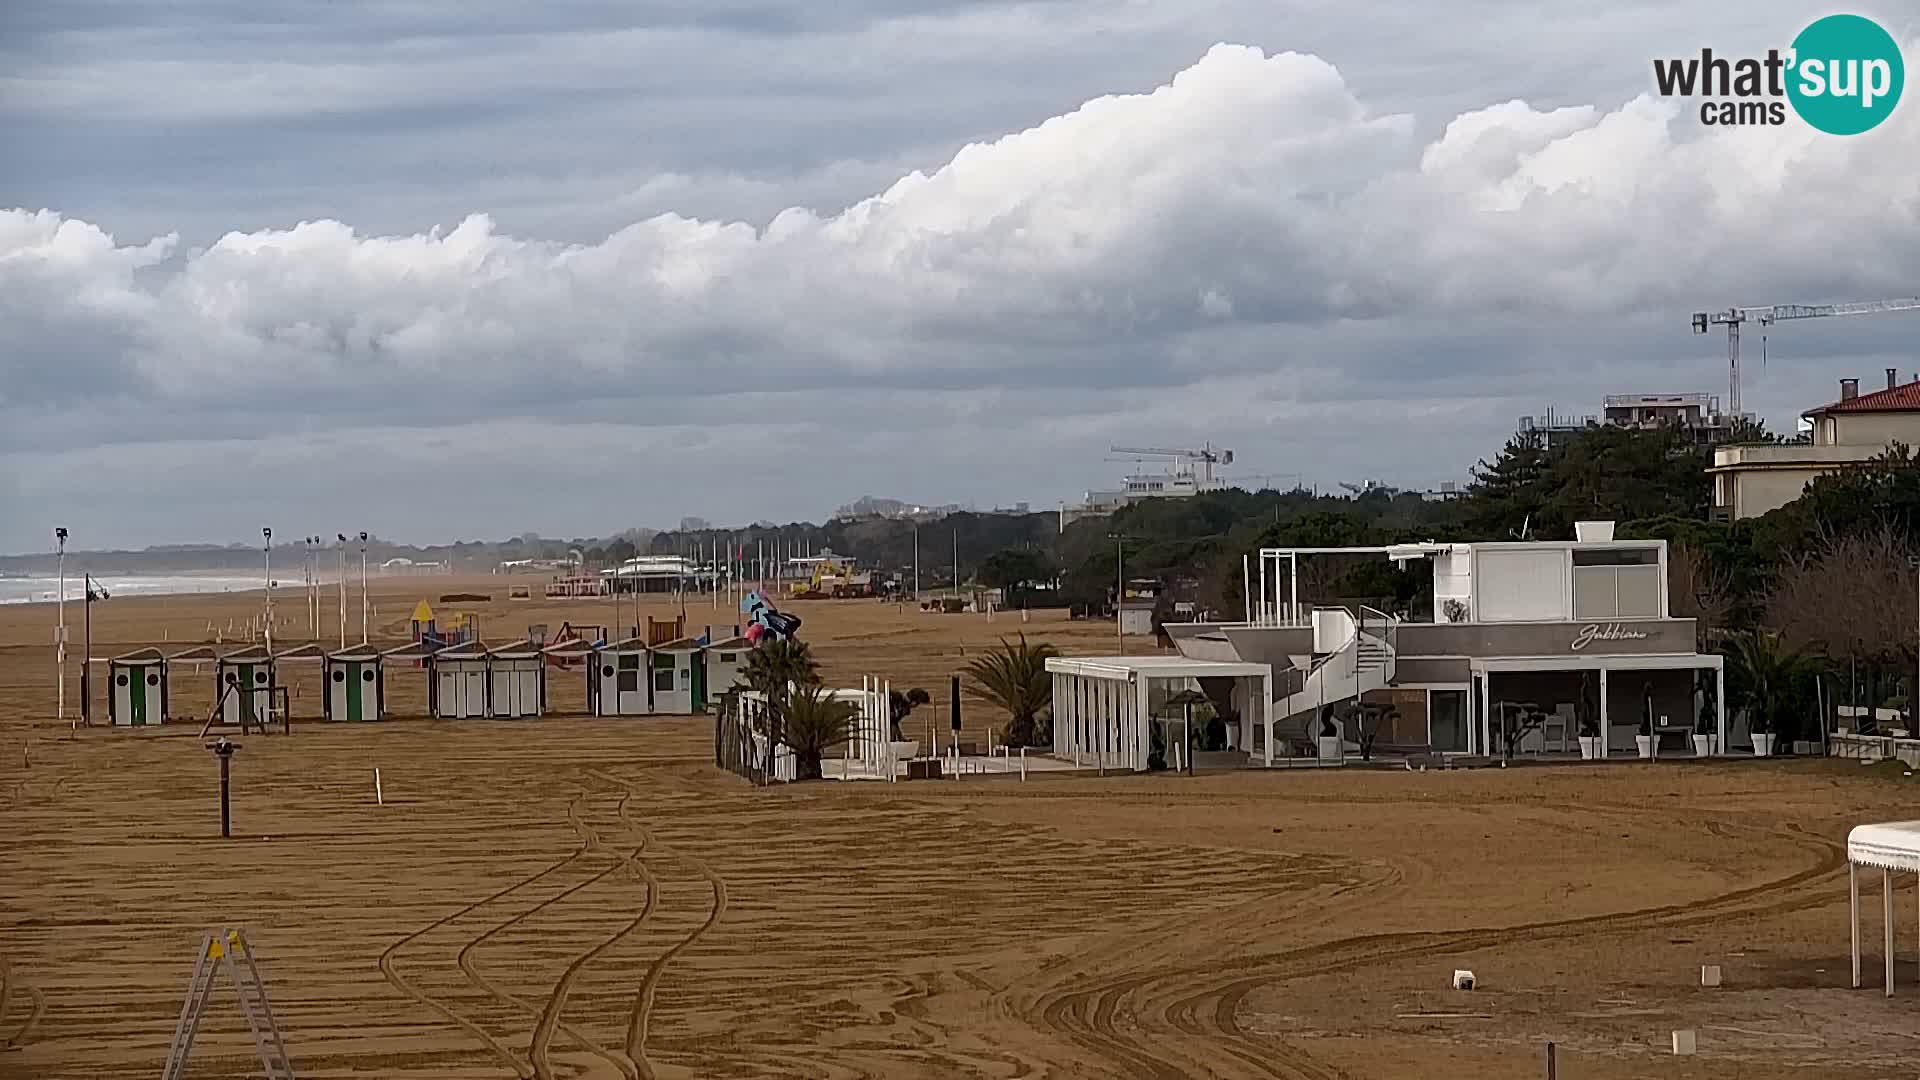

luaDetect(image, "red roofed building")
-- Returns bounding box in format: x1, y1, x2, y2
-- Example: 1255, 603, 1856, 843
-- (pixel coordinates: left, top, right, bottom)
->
1710, 369, 1920, 520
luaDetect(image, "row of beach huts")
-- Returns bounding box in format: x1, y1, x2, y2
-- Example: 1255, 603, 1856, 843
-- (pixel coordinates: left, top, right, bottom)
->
92, 632, 755, 726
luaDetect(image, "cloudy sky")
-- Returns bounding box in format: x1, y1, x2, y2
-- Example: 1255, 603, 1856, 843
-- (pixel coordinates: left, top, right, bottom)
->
2, 2, 1917, 553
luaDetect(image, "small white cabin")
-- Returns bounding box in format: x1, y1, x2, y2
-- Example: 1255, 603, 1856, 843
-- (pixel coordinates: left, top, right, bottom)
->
591, 637, 652, 716
215, 645, 276, 727
651, 637, 704, 714
703, 636, 752, 702
325, 643, 384, 722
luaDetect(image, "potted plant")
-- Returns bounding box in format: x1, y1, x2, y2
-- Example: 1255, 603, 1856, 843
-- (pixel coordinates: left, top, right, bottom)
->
1578, 712, 1602, 759
1726, 630, 1819, 758
1692, 683, 1715, 757
1317, 705, 1343, 764
1575, 673, 1603, 760
1634, 680, 1656, 759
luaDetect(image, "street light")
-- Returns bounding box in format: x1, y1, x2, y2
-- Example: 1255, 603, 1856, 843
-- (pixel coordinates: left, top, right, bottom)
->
82, 574, 108, 726
262, 528, 273, 654
336, 533, 349, 648
359, 531, 369, 644
1107, 533, 1148, 655
55, 527, 68, 730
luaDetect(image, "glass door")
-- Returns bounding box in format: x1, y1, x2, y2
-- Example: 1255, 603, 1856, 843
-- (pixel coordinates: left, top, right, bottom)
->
1429, 689, 1469, 752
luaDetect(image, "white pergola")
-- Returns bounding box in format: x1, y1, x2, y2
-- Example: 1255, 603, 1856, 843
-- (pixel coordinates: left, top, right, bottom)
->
1047, 656, 1274, 770
1848, 821, 1920, 997
1469, 653, 1727, 757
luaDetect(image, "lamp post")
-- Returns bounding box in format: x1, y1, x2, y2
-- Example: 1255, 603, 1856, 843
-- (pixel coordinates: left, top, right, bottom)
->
1107, 533, 1147, 656
358, 531, 369, 644
262, 527, 273, 655
336, 534, 349, 649
55, 527, 68, 731
82, 574, 108, 726
206, 737, 239, 838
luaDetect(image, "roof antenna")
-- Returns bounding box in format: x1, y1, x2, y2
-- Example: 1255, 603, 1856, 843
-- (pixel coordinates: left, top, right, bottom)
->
1509, 513, 1532, 541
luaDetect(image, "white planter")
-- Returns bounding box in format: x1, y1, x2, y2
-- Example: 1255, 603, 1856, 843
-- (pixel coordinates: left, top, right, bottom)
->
1752, 733, 1776, 757
1692, 734, 1713, 758
1635, 734, 1656, 760
1577, 735, 1602, 760
890, 740, 920, 761
1317, 735, 1344, 763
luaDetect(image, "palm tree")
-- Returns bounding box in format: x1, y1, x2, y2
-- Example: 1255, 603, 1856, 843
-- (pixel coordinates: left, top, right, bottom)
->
964, 634, 1059, 748
782, 685, 861, 780
1725, 630, 1822, 752
742, 638, 819, 700
741, 638, 821, 777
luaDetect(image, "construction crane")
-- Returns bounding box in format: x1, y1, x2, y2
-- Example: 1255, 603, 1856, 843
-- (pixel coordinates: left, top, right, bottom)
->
1108, 444, 1235, 486
1693, 297, 1920, 419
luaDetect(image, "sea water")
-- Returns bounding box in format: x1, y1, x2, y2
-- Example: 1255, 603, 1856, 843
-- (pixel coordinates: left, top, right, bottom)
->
0, 575, 270, 605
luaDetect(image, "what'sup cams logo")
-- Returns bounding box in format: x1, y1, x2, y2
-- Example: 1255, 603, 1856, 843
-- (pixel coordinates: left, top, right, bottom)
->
1653, 13, 1905, 133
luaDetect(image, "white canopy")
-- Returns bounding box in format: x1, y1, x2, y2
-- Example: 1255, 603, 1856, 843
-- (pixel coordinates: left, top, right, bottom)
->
1848, 821, 1920, 874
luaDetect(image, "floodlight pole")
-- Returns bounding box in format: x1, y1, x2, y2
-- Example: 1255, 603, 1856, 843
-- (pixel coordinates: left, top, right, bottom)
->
336, 535, 348, 649
262, 528, 273, 656
56, 527, 68, 731
359, 532, 369, 644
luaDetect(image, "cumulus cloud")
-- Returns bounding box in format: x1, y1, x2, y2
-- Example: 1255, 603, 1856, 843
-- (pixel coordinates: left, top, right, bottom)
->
4, 33, 1919, 549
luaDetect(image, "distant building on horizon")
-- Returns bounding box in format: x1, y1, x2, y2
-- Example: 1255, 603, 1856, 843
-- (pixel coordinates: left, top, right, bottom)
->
1519, 392, 1743, 450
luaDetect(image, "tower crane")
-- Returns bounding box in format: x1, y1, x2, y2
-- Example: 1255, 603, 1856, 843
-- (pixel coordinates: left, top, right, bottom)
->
1693, 297, 1920, 418
1108, 444, 1234, 486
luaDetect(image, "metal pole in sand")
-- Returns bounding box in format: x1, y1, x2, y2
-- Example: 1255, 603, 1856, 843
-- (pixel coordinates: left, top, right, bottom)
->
375, 767, 384, 806
55, 527, 68, 732
207, 738, 238, 838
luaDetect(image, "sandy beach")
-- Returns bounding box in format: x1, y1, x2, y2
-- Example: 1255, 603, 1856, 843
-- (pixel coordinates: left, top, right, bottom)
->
1, 577, 1915, 1079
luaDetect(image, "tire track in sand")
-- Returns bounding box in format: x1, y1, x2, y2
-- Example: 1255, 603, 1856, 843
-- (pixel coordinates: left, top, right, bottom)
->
1024, 817, 1847, 1080
0, 956, 46, 1050
588, 768, 731, 1080
525, 791, 656, 1080
379, 792, 601, 1079
455, 793, 642, 1079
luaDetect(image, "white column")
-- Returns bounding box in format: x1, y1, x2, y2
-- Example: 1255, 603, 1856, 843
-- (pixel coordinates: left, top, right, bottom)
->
1599, 667, 1610, 758
1850, 861, 1861, 988
1134, 675, 1151, 771
1715, 663, 1727, 756
1262, 670, 1275, 767
1257, 555, 1268, 625
1477, 672, 1492, 756
1289, 553, 1299, 626
1885, 867, 1896, 996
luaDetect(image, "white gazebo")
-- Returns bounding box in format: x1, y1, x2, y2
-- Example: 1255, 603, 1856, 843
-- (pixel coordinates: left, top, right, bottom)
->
1046, 656, 1274, 770
1848, 820, 1919, 997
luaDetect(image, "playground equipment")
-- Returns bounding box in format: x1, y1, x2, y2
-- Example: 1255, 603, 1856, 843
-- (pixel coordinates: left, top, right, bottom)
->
161, 928, 295, 1080
409, 600, 477, 653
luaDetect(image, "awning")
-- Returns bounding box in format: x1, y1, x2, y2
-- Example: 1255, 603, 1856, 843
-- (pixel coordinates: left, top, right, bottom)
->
1471, 653, 1723, 674
1045, 656, 1270, 682
1849, 821, 1920, 873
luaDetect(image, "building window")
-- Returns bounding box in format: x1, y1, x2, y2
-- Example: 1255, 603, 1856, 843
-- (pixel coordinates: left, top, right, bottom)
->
1572, 547, 1657, 566
653, 669, 674, 692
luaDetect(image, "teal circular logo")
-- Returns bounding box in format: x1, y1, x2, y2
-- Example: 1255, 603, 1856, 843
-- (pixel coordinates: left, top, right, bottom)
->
1787, 14, 1905, 135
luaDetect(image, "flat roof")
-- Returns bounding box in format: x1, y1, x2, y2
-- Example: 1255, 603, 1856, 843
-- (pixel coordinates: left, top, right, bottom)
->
1471, 654, 1721, 673
1045, 655, 1270, 681
1848, 821, 1920, 873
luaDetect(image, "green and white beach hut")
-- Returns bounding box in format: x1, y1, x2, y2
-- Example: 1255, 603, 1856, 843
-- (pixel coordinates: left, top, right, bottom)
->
216, 644, 276, 727
324, 643, 384, 722
108, 648, 169, 727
